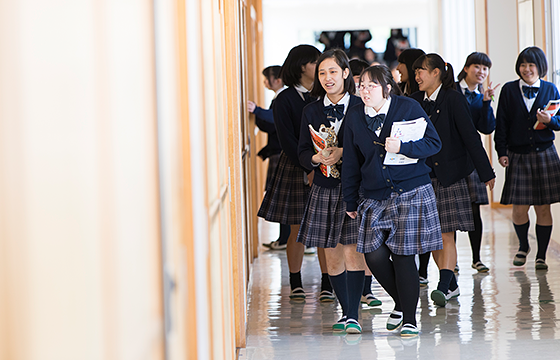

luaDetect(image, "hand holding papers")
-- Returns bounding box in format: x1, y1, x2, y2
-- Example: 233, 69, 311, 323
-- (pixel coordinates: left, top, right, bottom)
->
384, 117, 427, 165
534, 99, 560, 130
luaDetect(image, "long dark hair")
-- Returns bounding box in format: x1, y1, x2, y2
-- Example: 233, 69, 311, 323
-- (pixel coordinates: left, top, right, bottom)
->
279, 45, 321, 87
397, 48, 426, 95
311, 49, 355, 98
457, 52, 492, 92
359, 65, 402, 99
412, 53, 455, 90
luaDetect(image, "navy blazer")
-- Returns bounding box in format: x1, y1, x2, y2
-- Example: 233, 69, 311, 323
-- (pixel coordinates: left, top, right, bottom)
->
342, 96, 442, 211
298, 94, 362, 189
254, 101, 282, 160
494, 79, 560, 157
455, 83, 496, 134
410, 87, 495, 187
273, 86, 315, 171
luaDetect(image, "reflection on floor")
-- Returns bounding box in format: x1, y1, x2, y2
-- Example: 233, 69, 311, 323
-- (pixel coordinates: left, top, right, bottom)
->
239, 207, 560, 360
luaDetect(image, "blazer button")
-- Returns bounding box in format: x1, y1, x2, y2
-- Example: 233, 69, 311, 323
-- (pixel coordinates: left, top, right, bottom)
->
380, 154, 383, 158
383, 166, 386, 169
387, 179, 390, 182
399, 189, 403, 192
435, 162, 439, 166
436, 109, 440, 113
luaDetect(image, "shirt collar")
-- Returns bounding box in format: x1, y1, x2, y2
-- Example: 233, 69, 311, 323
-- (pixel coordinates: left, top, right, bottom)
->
294, 83, 311, 94
323, 92, 350, 114
273, 86, 286, 99
459, 79, 479, 94
520, 78, 541, 88
424, 83, 443, 101
364, 97, 392, 117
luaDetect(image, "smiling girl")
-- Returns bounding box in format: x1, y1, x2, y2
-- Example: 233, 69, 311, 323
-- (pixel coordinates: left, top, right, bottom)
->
410, 54, 495, 307
456, 52, 499, 273
297, 49, 366, 334
494, 46, 560, 270
342, 65, 442, 337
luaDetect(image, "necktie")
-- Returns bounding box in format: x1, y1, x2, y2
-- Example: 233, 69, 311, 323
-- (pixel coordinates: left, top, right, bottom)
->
323, 104, 345, 121
464, 89, 478, 104
522, 85, 538, 99
422, 99, 436, 116
365, 114, 385, 133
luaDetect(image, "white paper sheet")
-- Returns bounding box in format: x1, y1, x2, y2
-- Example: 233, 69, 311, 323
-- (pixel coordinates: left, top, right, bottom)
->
384, 117, 427, 165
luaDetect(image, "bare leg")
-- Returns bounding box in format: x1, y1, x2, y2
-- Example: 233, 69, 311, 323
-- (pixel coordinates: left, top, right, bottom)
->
287, 224, 304, 273
432, 232, 457, 271
317, 247, 328, 274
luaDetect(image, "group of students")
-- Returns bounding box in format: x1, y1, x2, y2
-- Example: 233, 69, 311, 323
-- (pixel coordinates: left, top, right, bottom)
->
253, 44, 560, 338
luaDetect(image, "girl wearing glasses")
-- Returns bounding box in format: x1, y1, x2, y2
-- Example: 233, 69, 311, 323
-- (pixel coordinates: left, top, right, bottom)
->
343, 65, 442, 337
495, 46, 560, 271
410, 54, 495, 307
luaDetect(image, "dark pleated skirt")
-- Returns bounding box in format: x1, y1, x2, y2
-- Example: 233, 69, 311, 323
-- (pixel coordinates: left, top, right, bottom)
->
431, 177, 474, 233
297, 183, 358, 248
257, 152, 310, 224
501, 146, 560, 205
466, 169, 489, 205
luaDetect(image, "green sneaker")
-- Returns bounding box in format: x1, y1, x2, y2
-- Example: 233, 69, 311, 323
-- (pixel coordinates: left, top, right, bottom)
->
513, 248, 530, 266
332, 316, 347, 332
400, 324, 419, 337
431, 289, 447, 307
289, 287, 306, 300
345, 319, 362, 334
535, 259, 548, 270
361, 294, 382, 307
386, 310, 403, 331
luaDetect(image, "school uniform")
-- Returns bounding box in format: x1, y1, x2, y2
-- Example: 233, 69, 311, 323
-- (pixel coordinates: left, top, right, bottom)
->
342, 95, 443, 255
495, 79, 560, 205
456, 80, 496, 205
257, 85, 315, 224
411, 86, 495, 233
296, 93, 361, 248
254, 88, 286, 188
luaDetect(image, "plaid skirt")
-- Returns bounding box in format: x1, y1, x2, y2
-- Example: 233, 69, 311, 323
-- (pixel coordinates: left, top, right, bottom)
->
465, 169, 489, 205
356, 184, 442, 255
257, 152, 310, 224
265, 153, 281, 190
297, 183, 358, 248
431, 177, 474, 233
501, 146, 560, 205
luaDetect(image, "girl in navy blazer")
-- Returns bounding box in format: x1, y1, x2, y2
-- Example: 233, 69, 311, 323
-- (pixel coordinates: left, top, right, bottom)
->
343, 65, 442, 337
410, 54, 495, 307
257, 45, 331, 300
298, 49, 368, 334
494, 46, 560, 270
456, 52, 499, 273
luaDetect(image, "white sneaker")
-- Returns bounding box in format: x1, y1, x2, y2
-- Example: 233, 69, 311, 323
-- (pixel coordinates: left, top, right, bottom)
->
445, 287, 460, 300
269, 241, 287, 250
304, 246, 317, 255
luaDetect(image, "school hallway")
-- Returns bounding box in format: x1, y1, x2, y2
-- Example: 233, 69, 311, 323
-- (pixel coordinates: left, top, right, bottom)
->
240, 206, 560, 360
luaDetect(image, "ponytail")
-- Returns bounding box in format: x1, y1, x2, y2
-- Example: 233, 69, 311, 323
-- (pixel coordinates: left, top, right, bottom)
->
412, 53, 455, 90
441, 62, 455, 89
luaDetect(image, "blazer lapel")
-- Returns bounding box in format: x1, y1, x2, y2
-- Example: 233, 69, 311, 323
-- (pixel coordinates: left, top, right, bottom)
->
429, 88, 446, 126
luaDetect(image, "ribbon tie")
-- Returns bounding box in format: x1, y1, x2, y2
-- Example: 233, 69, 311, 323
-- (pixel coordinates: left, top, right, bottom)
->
302, 92, 313, 102
422, 99, 436, 116
323, 104, 345, 121
365, 114, 385, 133
522, 85, 539, 99
464, 89, 478, 104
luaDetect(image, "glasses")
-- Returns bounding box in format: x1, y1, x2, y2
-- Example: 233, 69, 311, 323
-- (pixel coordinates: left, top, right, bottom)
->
359, 83, 381, 92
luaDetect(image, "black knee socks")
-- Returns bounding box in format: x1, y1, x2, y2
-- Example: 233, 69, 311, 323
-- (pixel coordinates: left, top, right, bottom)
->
437, 269, 455, 293
346, 271, 365, 320
418, 252, 430, 279
329, 272, 348, 317
321, 273, 333, 293
362, 275, 373, 296
514, 221, 530, 253
278, 224, 290, 245
469, 203, 483, 264
392, 254, 419, 327
536, 224, 552, 261
290, 271, 302, 290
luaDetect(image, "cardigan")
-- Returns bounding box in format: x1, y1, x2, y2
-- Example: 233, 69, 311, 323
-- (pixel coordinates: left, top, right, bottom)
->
273, 86, 315, 171
254, 101, 282, 160
455, 82, 496, 135
494, 79, 560, 157
410, 87, 495, 187
298, 94, 362, 189
342, 95, 442, 211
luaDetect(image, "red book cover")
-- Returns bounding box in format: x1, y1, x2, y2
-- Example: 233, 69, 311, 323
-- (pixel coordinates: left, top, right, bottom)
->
534, 99, 560, 130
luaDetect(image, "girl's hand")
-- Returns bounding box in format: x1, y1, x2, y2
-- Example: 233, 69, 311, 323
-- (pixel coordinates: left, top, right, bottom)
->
385, 137, 401, 153
485, 178, 495, 191
499, 156, 509, 167
322, 147, 343, 166
537, 109, 552, 124
311, 152, 326, 165
306, 170, 314, 186
247, 100, 256, 113
346, 211, 357, 219
483, 82, 500, 101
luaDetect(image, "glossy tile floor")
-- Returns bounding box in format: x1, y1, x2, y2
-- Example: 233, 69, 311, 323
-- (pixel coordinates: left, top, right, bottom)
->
239, 207, 560, 360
